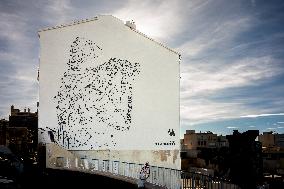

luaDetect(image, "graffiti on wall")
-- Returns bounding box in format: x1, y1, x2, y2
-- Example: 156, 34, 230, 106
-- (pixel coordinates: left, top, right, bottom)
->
46, 37, 140, 149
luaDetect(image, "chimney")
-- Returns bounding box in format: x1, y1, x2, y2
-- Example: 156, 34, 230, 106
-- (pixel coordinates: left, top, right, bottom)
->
28, 108, 30, 113
10, 105, 14, 116
125, 20, 136, 30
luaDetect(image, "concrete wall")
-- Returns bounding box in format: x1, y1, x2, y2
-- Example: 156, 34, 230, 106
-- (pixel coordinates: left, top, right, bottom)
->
46, 146, 180, 170
73, 150, 180, 169
39, 15, 180, 169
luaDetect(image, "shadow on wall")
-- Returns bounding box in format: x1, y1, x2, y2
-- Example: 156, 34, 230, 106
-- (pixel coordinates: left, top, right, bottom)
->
19, 168, 163, 189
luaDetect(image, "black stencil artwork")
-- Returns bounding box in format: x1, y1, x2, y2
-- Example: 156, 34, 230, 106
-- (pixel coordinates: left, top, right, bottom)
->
154, 129, 176, 146
155, 141, 176, 146
168, 129, 175, 136
52, 37, 140, 149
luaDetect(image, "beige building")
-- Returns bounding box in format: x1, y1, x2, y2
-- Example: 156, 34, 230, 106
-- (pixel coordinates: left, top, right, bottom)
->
258, 131, 280, 148
258, 131, 284, 148
257, 132, 284, 176
183, 130, 218, 150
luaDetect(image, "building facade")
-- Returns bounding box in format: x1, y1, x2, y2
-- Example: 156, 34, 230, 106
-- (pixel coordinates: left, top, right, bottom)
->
38, 15, 180, 169
259, 131, 284, 176
0, 119, 8, 145
259, 131, 276, 148
183, 130, 219, 150
0, 106, 38, 164
259, 131, 284, 148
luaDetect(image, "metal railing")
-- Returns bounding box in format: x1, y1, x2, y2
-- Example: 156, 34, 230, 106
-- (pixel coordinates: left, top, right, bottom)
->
181, 171, 241, 189
86, 159, 182, 189
55, 157, 240, 189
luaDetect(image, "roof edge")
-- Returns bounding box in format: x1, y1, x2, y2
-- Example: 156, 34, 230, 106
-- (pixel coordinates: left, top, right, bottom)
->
132, 29, 180, 56
38, 16, 99, 33
37, 15, 181, 56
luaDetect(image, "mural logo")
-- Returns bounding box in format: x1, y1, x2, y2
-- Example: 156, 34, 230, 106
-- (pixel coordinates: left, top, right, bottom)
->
50, 37, 140, 149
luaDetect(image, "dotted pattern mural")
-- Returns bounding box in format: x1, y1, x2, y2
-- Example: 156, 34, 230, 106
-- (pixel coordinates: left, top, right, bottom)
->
49, 37, 140, 149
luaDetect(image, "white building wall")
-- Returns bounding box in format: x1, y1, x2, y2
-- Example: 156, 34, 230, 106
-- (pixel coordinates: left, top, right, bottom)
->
39, 15, 180, 169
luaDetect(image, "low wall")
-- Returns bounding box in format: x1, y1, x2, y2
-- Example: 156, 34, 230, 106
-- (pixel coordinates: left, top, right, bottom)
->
46, 143, 180, 170
72, 149, 180, 169
45, 143, 181, 189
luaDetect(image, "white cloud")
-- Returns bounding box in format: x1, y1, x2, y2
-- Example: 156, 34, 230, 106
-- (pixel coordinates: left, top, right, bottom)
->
180, 99, 249, 125
267, 127, 276, 130
251, 0, 256, 7
44, 0, 73, 25
278, 122, 284, 124
178, 17, 252, 58
0, 3, 42, 119
0, 13, 26, 41
277, 127, 284, 129
0, 12, 33, 50
249, 126, 255, 128
181, 56, 281, 99
180, 55, 283, 124
176, 1, 284, 126
227, 126, 238, 129
114, 0, 193, 42
241, 113, 284, 118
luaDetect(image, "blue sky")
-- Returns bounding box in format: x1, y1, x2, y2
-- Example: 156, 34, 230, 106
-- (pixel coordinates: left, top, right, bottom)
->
0, 0, 283, 137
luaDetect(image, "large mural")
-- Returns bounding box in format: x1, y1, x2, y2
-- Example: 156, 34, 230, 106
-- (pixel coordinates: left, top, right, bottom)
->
45, 37, 140, 149
39, 16, 180, 152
